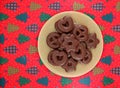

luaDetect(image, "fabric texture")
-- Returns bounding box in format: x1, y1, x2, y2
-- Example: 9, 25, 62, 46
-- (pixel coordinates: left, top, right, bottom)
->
0, 0, 120, 88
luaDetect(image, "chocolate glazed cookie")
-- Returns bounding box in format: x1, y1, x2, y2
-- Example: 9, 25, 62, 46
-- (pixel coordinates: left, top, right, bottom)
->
80, 49, 92, 64
71, 44, 86, 61
73, 24, 88, 42
55, 16, 74, 33
61, 34, 79, 53
48, 50, 68, 66
62, 58, 77, 72
47, 32, 60, 49
86, 33, 99, 49
55, 21, 63, 33
48, 50, 57, 66
47, 16, 100, 72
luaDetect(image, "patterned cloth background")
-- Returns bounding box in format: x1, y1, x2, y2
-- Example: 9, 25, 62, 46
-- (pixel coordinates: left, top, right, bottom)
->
0, 0, 120, 88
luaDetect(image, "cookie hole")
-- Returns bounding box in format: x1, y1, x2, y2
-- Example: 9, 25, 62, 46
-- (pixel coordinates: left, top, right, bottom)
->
52, 42, 57, 45
76, 31, 80, 35
84, 56, 88, 60
80, 28, 85, 32
57, 56, 63, 61
62, 22, 69, 27
80, 35, 84, 38
81, 59, 83, 61
54, 36, 58, 39
50, 38, 53, 42
50, 58, 53, 61
58, 48, 64, 51
50, 54, 53, 58
76, 49, 81, 54
89, 39, 94, 43
68, 42, 72, 45
67, 63, 72, 66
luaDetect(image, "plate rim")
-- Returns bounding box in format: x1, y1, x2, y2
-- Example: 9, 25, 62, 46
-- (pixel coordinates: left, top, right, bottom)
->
38, 11, 103, 77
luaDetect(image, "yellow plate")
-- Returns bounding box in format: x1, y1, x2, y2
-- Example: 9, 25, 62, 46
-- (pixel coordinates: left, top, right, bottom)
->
38, 11, 103, 77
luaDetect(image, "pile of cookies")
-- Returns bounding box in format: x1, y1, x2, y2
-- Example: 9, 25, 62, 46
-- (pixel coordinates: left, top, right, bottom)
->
46, 16, 99, 72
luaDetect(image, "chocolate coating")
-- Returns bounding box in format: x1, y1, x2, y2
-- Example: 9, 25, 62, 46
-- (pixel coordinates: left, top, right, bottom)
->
81, 49, 92, 64
48, 50, 57, 66
86, 33, 99, 49
51, 50, 68, 66
47, 32, 60, 49
62, 58, 77, 72
80, 42, 87, 49
71, 44, 86, 61
55, 20, 63, 33
47, 16, 100, 72
73, 24, 88, 42
58, 33, 67, 44
61, 34, 79, 53
55, 16, 74, 33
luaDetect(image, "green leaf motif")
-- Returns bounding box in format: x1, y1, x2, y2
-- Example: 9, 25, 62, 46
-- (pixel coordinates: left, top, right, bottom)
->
0, 13, 8, 21
102, 13, 113, 23
0, 34, 5, 44
101, 56, 112, 65
61, 77, 72, 86
37, 77, 48, 86
104, 35, 115, 44
103, 76, 114, 86
79, 77, 91, 86
18, 34, 30, 44
16, 56, 27, 65
40, 13, 51, 22
0, 78, 6, 88
16, 12, 28, 22
19, 76, 30, 86
0, 56, 8, 65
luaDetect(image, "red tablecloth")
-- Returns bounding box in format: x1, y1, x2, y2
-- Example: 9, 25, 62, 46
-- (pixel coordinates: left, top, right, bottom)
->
0, 0, 120, 88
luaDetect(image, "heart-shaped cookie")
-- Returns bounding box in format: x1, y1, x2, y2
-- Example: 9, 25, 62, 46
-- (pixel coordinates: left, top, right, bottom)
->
55, 16, 74, 33
50, 50, 68, 66
71, 44, 86, 61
